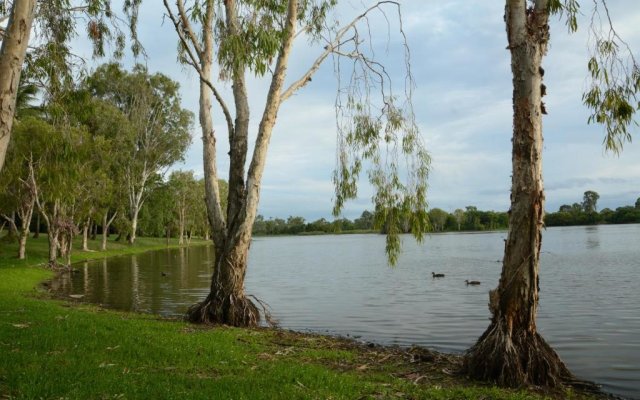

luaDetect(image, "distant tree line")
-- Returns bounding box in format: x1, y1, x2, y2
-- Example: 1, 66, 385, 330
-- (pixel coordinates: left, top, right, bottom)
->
252, 206, 510, 236
253, 191, 640, 237
545, 191, 640, 226
252, 211, 375, 236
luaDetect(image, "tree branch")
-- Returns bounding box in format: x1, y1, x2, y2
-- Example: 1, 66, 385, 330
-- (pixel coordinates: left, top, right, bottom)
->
281, 1, 400, 103
176, 0, 203, 58
163, 0, 235, 140
242, 0, 299, 234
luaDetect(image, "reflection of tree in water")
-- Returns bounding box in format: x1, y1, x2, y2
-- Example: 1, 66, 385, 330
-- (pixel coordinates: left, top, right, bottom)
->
49, 245, 225, 317
131, 254, 140, 311
585, 226, 600, 249
83, 261, 89, 294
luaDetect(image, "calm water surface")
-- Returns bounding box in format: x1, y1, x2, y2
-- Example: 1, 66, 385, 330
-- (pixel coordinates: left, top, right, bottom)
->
52, 224, 640, 399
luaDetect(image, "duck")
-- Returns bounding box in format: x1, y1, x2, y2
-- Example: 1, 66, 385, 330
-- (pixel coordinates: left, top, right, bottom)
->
465, 280, 481, 285
432, 272, 445, 278
161, 272, 169, 277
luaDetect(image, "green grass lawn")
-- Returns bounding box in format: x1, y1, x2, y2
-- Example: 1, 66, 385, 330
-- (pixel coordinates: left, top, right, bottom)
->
0, 235, 596, 399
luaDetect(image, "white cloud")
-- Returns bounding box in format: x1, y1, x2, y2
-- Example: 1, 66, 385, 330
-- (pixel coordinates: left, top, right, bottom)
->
76, 1, 640, 219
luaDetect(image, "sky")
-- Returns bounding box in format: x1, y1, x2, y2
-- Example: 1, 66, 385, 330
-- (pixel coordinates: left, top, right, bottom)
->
74, 1, 640, 221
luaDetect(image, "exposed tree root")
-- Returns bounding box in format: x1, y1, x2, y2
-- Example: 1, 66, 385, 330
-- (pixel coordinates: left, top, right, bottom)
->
463, 319, 572, 388
48, 260, 64, 270
186, 293, 260, 327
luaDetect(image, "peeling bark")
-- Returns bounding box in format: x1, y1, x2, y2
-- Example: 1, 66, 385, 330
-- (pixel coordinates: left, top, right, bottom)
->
187, 236, 259, 326
0, 0, 36, 171
464, 0, 572, 387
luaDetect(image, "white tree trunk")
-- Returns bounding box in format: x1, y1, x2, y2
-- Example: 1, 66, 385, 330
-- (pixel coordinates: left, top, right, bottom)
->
101, 211, 117, 251
178, 206, 185, 245
129, 207, 139, 244
81, 217, 90, 251
16, 196, 35, 259
0, 0, 36, 171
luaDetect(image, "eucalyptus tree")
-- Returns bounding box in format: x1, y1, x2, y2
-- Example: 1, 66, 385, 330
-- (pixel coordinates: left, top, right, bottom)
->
138, 180, 175, 241
464, 0, 639, 388
85, 64, 193, 244
163, 0, 429, 326
0, 121, 36, 259
65, 90, 131, 250
427, 208, 448, 233
0, 0, 142, 172
0, 79, 43, 258
167, 170, 199, 244
17, 117, 88, 267
453, 209, 464, 231
582, 190, 600, 213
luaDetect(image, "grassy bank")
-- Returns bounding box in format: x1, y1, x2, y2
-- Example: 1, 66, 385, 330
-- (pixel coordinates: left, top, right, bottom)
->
0, 234, 210, 268
1, 237, 596, 399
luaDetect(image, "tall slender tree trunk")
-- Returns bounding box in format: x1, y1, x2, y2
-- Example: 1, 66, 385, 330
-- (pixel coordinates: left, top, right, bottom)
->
101, 216, 109, 250
100, 210, 117, 251
17, 197, 35, 259
81, 217, 90, 251
463, 0, 571, 387
178, 208, 185, 245
101, 225, 109, 250
63, 232, 72, 267
91, 220, 97, 240
47, 229, 59, 266
17, 229, 29, 259
43, 207, 60, 267
128, 208, 139, 244
0, 0, 37, 172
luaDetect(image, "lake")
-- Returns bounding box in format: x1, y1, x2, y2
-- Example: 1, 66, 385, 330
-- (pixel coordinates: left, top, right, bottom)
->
52, 224, 640, 399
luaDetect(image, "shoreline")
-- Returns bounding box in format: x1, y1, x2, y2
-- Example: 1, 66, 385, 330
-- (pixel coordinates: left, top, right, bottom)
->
0, 237, 613, 399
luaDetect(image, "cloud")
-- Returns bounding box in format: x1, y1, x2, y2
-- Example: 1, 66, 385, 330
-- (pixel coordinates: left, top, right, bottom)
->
74, 1, 640, 220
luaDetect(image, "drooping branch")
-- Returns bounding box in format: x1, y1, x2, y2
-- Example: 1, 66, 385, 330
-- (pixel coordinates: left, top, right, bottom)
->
583, 0, 639, 154
325, 1, 428, 265
281, 1, 401, 103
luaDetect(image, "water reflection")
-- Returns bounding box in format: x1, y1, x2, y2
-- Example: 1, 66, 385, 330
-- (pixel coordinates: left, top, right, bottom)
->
51, 225, 640, 399
132, 255, 139, 310
585, 225, 600, 249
